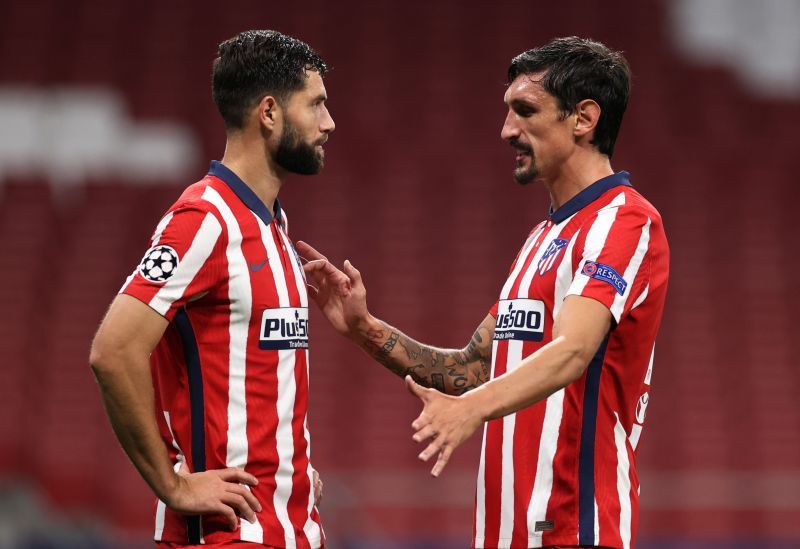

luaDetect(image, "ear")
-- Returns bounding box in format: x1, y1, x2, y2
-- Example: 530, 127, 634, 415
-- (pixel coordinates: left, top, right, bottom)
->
256, 95, 281, 131
573, 99, 601, 139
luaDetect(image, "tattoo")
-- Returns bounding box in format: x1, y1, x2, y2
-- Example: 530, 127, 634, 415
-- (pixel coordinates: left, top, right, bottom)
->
359, 320, 494, 396
431, 373, 446, 392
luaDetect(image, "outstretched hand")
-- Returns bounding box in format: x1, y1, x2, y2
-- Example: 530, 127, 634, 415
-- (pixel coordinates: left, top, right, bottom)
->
296, 241, 370, 337
405, 375, 484, 477
169, 463, 261, 531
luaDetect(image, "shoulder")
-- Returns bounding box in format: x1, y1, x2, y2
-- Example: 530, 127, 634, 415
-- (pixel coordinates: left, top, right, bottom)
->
165, 177, 230, 224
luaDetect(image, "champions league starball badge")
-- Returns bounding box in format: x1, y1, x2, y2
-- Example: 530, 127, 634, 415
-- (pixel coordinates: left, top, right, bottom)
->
139, 245, 179, 283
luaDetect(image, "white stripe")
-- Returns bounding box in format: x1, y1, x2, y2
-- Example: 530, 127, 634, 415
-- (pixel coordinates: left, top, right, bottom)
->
152, 211, 175, 246
154, 460, 185, 541
201, 187, 263, 543
474, 342, 499, 545
121, 212, 177, 293
644, 345, 655, 386
552, 230, 579, 319
609, 218, 651, 321
259, 216, 298, 549
497, 340, 523, 545
631, 283, 649, 310
594, 497, 600, 545
275, 227, 322, 546
566, 192, 627, 297
525, 388, 564, 547
501, 221, 572, 545
499, 223, 547, 299
629, 424, 643, 451
614, 412, 633, 549
163, 411, 182, 454
148, 212, 222, 316
515, 222, 566, 300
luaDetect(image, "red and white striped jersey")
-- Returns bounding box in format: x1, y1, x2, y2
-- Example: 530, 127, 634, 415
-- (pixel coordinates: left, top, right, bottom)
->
120, 161, 323, 548
475, 172, 669, 549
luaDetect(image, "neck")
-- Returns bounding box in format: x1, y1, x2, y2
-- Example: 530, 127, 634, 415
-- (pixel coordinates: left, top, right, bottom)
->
220, 132, 284, 215
543, 149, 614, 211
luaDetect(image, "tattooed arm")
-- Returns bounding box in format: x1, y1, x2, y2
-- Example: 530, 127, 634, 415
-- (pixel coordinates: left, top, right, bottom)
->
353, 314, 495, 396
296, 241, 495, 395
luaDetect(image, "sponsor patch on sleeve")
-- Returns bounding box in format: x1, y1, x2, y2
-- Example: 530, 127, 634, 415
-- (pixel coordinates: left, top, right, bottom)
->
581, 260, 627, 295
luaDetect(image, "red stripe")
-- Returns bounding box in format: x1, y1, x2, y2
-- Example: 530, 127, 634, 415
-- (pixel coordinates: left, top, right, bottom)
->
481, 339, 507, 548
278, 227, 314, 547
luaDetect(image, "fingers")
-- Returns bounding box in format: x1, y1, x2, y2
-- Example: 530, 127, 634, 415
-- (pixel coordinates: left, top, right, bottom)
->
213, 502, 239, 531
418, 437, 443, 463
431, 446, 454, 478
405, 376, 432, 406
313, 470, 323, 507
412, 424, 437, 443
343, 260, 362, 285
220, 491, 256, 524
218, 467, 258, 486
295, 241, 327, 262
227, 483, 262, 514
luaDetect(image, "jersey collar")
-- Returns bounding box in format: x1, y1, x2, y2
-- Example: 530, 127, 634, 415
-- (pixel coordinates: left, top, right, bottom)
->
549, 171, 631, 224
208, 160, 282, 226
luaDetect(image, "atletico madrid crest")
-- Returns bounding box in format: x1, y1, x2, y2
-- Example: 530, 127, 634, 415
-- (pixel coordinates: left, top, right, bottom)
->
537, 238, 568, 275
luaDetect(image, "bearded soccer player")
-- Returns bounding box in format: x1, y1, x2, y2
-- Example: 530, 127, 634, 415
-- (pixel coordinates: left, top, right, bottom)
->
301, 37, 669, 549
90, 30, 337, 548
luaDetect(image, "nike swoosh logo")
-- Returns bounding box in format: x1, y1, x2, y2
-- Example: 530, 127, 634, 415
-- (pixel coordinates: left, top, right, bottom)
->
249, 258, 269, 272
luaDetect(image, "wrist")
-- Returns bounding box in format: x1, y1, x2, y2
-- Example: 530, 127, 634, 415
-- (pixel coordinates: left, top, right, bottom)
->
464, 383, 496, 423
158, 469, 182, 505
349, 313, 382, 343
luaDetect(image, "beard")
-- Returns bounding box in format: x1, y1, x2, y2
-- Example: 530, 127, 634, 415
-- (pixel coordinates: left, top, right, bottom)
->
275, 121, 325, 175
510, 138, 537, 185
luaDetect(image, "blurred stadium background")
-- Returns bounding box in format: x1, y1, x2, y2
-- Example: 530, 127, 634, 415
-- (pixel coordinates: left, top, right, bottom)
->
0, 0, 798, 547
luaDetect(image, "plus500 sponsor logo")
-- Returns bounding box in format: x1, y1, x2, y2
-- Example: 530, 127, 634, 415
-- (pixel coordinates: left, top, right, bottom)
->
493, 299, 545, 342
259, 307, 309, 350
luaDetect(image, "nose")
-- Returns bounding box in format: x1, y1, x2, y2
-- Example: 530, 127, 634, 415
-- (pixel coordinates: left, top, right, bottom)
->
321, 106, 335, 134
500, 109, 519, 141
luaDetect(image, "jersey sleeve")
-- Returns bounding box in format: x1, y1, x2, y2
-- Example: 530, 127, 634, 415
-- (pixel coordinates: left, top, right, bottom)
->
565, 205, 652, 324
120, 205, 225, 320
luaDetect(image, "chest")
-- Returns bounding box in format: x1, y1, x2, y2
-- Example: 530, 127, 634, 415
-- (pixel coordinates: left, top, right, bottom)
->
223, 220, 309, 350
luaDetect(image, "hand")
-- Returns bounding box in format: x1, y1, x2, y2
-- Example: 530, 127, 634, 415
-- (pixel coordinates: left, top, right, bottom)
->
165, 466, 262, 531
296, 241, 371, 337
313, 469, 323, 507
406, 376, 484, 477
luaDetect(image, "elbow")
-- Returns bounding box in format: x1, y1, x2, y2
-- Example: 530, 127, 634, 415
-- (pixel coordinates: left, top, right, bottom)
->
89, 336, 118, 378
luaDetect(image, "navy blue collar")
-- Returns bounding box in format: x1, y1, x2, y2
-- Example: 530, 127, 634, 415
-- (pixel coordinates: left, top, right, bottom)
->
208, 160, 281, 226
549, 171, 631, 224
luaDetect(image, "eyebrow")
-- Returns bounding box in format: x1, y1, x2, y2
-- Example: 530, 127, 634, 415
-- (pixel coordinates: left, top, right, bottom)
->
508, 98, 537, 109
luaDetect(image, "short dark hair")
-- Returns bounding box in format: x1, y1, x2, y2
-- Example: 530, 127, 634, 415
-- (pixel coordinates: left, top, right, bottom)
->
508, 37, 630, 157
212, 30, 327, 130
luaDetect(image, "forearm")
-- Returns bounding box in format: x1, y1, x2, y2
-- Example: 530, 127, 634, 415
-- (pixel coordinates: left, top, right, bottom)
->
351, 315, 490, 395
467, 335, 587, 420
91, 355, 178, 502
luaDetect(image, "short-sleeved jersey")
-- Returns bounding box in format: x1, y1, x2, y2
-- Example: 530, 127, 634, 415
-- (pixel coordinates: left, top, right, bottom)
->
474, 172, 669, 549
120, 161, 323, 548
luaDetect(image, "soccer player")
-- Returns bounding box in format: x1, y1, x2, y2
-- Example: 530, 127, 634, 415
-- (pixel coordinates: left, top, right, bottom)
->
90, 30, 338, 548
301, 37, 669, 549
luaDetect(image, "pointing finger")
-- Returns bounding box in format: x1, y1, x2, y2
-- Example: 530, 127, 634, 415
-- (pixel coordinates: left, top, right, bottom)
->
295, 241, 327, 262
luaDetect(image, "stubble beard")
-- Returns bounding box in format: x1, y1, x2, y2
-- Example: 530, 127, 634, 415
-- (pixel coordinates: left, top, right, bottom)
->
514, 149, 539, 185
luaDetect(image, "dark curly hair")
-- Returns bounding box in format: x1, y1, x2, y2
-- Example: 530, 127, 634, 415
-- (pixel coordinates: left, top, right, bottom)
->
508, 37, 630, 157
212, 30, 328, 130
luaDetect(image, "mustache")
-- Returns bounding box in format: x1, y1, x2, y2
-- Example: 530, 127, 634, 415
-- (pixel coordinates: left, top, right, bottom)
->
509, 138, 531, 153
